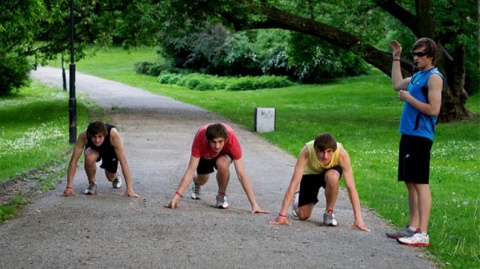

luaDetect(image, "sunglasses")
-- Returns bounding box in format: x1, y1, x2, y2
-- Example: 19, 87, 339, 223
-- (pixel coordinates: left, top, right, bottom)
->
411, 51, 427, 57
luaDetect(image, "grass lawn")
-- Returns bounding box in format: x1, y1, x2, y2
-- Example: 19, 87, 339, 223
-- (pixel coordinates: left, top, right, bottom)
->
4, 46, 479, 267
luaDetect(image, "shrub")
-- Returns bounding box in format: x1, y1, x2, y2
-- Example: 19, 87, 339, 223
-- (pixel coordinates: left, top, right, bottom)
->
0, 52, 31, 96
134, 61, 169, 76
195, 82, 214, 91
186, 79, 201, 89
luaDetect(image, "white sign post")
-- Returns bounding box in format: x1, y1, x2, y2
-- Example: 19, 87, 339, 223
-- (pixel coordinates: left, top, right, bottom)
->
254, 108, 276, 132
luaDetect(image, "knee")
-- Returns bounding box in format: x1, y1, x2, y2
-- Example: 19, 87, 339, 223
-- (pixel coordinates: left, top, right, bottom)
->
297, 212, 311, 221
84, 150, 98, 166
325, 171, 340, 187
215, 156, 231, 171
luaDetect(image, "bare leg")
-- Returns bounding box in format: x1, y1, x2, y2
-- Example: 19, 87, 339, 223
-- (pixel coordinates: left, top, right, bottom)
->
215, 155, 231, 195
406, 182, 419, 230
84, 149, 99, 184
105, 170, 119, 182
297, 203, 315, 221
194, 174, 210, 186
414, 183, 431, 233
324, 169, 340, 211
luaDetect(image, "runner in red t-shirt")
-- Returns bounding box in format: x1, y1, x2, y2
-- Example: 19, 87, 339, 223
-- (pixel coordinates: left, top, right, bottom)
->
167, 123, 268, 214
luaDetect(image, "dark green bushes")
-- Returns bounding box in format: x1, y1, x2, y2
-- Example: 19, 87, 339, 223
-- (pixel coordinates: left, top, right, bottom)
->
157, 73, 294, 91
0, 51, 31, 96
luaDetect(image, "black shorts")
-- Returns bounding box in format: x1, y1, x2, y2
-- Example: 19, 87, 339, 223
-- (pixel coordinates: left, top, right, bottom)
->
86, 148, 118, 174
298, 166, 342, 207
197, 154, 232, 175
398, 134, 433, 184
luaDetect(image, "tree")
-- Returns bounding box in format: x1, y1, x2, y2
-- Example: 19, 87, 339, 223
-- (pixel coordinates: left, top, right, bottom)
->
130, 0, 477, 122
2, 0, 477, 122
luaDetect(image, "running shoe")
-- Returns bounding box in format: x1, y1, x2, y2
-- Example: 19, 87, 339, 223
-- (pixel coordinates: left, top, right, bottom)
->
215, 195, 229, 209
386, 225, 416, 239
323, 211, 338, 226
291, 191, 299, 218
190, 183, 201, 200
397, 230, 430, 247
112, 175, 123, 188
84, 183, 98, 195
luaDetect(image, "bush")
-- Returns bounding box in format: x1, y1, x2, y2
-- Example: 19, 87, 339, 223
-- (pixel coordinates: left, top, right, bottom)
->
134, 61, 169, 76
195, 82, 214, 91
157, 71, 293, 91
157, 27, 369, 83
0, 52, 31, 96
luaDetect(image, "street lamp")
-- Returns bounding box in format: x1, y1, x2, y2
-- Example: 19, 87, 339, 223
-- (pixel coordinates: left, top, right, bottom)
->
69, 0, 77, 144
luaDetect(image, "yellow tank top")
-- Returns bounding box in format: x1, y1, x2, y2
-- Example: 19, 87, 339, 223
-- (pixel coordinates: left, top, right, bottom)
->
303, 140, 342, 175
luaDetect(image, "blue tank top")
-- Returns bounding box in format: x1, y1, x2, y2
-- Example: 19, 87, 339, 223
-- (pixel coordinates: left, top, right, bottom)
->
399, 68, 444, 141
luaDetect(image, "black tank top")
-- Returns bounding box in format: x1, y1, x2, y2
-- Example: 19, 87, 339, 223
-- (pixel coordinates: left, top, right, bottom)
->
86, 124, 117, 158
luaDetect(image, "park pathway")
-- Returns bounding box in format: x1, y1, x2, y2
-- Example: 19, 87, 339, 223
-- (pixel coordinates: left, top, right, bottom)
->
0, 67, 438, 268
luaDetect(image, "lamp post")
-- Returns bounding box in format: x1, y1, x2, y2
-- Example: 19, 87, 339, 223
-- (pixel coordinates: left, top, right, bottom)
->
69, 0, 77, 144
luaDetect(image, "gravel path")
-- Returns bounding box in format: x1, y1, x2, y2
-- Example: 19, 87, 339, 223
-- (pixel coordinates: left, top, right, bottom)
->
0, 67, 438, 268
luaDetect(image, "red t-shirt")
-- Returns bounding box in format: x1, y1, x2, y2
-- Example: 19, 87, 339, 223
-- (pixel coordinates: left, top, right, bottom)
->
191, 123, 242, 160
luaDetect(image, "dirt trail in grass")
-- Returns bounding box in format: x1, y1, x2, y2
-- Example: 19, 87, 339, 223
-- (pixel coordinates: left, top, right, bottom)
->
0, 66, 438, 268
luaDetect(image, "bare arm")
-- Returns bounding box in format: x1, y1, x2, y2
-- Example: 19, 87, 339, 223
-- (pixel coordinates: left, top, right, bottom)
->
268, 146, 309, 225
110, 128, 139, 198
166, 155, 200, 209
62, 131, 88, 196
398, 74, 443, 117
233, 158, 269, 214
390, 40, 411, 91
338, 147, 369, 232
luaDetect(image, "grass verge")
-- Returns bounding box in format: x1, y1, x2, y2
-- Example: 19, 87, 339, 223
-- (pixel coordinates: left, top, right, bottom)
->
8, 46, 480, 267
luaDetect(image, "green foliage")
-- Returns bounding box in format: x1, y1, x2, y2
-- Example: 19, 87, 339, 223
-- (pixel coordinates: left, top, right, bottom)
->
133, 61, 170, 76
0, 205, 16, 221
68, 47, 479, 267
432, 0, 479, 95
157, 72, 293, 91
0, 82, 92, 182
0, 51, 31, 96
158, 26, 368, 82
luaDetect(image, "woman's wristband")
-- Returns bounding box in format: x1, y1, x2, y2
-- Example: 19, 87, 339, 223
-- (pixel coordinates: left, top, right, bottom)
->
278, 213, 287, 218
175, 191, 183, 198
393, 58, 401, 62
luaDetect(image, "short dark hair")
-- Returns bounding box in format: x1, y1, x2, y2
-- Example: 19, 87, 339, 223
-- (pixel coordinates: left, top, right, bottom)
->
313, 133, 337, 152
87, 121, 108, 137
205, 123, 228, 141
413, 37, 438, 65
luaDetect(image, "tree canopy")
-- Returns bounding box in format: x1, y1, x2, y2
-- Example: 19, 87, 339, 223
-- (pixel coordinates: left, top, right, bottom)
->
1, 0, 478, 122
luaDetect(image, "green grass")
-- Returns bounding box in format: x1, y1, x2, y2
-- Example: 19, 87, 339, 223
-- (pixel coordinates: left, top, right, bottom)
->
5, 46, 480, 267
0, 81, 98, 219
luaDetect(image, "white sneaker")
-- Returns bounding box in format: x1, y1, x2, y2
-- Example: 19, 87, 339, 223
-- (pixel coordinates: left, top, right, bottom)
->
323, 211, 338, 226
215, 195, 229, 209
397, 230, 430, 247
190, 183, 201, 200
84, 183, 98, 195
291, 191, 299, 218
112, 175, 123, 188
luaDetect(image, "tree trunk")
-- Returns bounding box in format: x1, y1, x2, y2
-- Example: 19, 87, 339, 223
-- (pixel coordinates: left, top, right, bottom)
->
242, 5, 473, 122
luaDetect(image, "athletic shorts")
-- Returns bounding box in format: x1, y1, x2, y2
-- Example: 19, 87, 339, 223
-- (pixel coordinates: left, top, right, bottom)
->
398, 134, 433, 184
86, 147, 118, 173
298, 166, 343, 207
197, 153, 233, 175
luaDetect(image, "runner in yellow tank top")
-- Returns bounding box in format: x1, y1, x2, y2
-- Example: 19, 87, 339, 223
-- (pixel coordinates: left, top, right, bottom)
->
268, 133, 369, 231
304, 141, 341, 175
